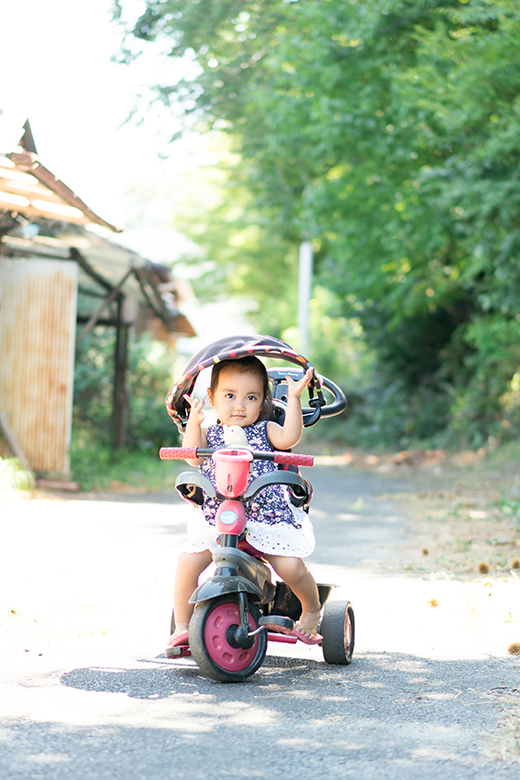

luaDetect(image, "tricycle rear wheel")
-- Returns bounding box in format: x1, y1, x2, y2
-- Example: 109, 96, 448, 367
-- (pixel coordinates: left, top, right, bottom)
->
189, 595, 267, 682
321, 600, 355, 665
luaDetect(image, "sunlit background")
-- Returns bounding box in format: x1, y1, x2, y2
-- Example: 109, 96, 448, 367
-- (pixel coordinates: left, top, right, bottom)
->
0, 0, 252, 352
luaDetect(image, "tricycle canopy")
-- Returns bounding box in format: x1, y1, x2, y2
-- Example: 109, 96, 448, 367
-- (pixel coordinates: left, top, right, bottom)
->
166, 334, 323, 431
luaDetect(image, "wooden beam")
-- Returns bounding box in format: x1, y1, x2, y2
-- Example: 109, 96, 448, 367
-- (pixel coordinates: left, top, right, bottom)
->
0, 409, 33, 474
142, 264, 176, 328
0, 200, 92, 226
75, 267, 133, 345
134, 265, 176, 328
70, 247, 113, 292
134, 268, 159, 314
76, 315, 121, 327
111, 296, 129, 450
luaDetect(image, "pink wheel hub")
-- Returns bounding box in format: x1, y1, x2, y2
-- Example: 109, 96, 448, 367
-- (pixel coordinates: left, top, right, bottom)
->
204, 602, 260, 672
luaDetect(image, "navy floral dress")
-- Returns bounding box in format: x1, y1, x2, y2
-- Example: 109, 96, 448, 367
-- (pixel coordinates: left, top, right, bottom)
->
200, 421, 302, 529
182, 420, 316, 557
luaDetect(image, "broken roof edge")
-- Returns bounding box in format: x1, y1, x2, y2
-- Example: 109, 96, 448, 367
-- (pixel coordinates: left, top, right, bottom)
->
0, 228, 197, 337
6, 150, 122, 234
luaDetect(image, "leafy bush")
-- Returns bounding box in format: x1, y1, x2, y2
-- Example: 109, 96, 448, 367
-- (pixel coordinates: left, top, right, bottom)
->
126, 335, 180, 449
451, 316, 520, 447
73, 329, 179, 451
69, 443, 183, 492
73, 328, 114, 441
0, 457, 34, 493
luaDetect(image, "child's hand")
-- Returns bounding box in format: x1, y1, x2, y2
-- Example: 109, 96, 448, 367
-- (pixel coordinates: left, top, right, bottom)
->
286, 367, 314, 399
184, 394, 205, 425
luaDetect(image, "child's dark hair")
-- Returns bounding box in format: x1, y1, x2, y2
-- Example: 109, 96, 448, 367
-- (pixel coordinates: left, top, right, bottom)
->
210, 357, 273, 421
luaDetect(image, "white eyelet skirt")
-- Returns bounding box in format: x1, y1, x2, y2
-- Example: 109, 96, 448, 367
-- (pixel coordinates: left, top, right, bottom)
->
182, 501, 316, 558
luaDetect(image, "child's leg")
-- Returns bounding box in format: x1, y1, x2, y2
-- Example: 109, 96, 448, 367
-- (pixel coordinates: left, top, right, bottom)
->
265, 555, 321, 639
171, 550, 213, 637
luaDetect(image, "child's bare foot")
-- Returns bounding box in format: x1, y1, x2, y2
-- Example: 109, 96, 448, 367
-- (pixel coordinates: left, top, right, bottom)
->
295, 609, 321, 639
168, 623, 189, 642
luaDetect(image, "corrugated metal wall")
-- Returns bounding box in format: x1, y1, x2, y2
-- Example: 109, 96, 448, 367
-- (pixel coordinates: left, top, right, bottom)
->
0, 258, 78, 475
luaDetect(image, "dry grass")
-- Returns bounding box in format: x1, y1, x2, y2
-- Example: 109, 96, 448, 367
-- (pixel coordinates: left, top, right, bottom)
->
344, 445, 520, 579
485, 715, 520, 763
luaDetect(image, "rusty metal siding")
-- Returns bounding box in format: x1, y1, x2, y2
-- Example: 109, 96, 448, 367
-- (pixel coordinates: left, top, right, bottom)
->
0, 258, 78, 474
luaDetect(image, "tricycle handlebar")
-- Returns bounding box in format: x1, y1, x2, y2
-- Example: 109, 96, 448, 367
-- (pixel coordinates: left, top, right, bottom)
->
159, 447, 314, 467
160, 446, 203, 461
272, 451, 314, 467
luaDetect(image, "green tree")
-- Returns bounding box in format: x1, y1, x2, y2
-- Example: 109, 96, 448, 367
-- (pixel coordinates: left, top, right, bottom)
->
114, 0, 520, 445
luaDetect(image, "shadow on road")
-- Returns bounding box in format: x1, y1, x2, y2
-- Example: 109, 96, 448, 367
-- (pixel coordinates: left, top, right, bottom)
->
2, 653, 518, 779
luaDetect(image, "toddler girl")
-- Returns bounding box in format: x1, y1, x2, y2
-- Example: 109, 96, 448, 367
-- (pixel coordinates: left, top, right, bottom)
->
166, 355, 321, 654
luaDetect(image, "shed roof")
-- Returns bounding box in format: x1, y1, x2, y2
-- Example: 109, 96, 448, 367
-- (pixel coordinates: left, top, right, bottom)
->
0, 115, 120, 232
0, 149, 120, 232
0, 117, 196, 338
3, 223, 151, 300
1, 222, 196, 338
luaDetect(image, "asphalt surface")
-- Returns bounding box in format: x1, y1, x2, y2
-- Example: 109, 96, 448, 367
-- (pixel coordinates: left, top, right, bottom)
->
1, 465, 520, 779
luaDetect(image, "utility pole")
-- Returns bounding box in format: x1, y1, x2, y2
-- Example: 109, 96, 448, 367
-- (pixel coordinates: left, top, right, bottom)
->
298, 240, 313, 354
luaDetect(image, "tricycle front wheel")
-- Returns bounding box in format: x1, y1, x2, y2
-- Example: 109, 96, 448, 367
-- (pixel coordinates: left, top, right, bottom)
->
189, 595, 267, 682
321, 600, 355, 665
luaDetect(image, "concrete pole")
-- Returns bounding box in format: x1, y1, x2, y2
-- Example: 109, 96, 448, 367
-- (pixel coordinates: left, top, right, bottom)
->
298, 240, 313, 354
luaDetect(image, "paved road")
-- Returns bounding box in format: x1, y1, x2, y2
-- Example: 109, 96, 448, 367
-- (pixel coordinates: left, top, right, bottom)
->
1, 466, 519, 779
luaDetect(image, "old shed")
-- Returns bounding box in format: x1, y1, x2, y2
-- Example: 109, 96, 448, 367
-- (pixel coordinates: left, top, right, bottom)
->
0, 119, 195, 480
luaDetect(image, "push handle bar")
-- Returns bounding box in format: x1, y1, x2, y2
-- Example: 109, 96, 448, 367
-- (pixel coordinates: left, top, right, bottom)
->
159, 447, 314, 467
267, 368, 346, 423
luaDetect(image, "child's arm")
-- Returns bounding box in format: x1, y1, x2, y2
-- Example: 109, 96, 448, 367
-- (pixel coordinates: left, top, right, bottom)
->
267, 368, 313, 451
182, 396, 207, 465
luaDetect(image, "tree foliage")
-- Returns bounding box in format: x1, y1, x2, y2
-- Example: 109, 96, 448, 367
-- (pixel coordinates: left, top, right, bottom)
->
74, 329, 178, 450
114, 0, 520, 446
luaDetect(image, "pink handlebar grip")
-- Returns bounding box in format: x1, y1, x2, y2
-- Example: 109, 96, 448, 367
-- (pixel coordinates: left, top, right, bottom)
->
159, 447, 198, 460
273, 452, 314, 467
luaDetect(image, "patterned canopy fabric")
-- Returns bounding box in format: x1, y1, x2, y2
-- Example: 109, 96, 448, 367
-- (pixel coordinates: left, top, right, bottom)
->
166, 334, 317, 430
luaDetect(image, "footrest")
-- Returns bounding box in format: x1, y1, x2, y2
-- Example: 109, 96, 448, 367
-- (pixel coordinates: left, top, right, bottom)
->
267, 632, 298, 644
259, 615, 294, 634
165, 645, 191, 658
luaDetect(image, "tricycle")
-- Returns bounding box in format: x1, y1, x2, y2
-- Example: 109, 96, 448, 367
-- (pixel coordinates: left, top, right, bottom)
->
160, 335, 355, 682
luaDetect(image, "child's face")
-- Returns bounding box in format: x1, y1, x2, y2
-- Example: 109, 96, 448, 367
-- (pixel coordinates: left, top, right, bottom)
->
208, 368, 265, 428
